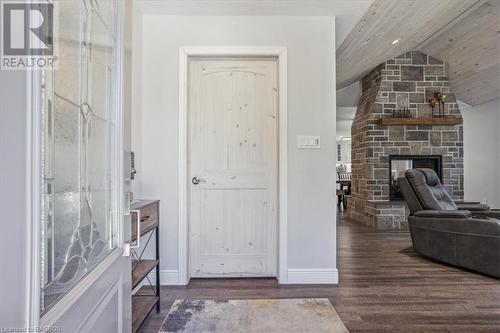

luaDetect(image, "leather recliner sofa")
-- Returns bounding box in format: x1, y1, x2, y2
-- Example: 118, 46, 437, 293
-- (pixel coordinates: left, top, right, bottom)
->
398, 168, 500, 278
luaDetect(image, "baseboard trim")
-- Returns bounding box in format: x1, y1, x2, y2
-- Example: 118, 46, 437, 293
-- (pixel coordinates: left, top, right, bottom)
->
286, 268, 338, 284
160, 269, 181, 285
146, 269, 181, 286
148, 268, 338, 285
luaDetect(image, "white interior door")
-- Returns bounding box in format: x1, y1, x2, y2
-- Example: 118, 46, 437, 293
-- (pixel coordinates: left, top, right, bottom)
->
189, 58, 279, 277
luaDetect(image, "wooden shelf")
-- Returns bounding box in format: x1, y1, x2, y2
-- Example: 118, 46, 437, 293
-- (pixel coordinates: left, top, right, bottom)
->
132, 259, 159, 289
376, 117, 463, 126
132, 295, 159, 333
130, 199, 160, 333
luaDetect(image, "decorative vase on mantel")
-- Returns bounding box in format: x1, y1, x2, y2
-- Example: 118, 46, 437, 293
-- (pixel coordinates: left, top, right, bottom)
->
430, 91, 447, 118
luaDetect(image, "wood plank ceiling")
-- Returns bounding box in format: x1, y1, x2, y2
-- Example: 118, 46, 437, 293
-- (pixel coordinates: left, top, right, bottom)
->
419, 0, 500, 106
337, 0, 500, 106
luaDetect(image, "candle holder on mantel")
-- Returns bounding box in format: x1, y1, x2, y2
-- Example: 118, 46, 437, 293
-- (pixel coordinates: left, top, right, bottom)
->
429, 91, 447, 117
392, 107, 412, 118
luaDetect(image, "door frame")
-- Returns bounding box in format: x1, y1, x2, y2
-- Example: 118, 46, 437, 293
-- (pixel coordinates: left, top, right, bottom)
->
26, 2, 127, 327
178, 46, 288, 285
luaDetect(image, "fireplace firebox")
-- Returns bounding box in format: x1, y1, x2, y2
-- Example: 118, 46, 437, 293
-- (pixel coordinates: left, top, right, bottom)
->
389, 155, 442, 201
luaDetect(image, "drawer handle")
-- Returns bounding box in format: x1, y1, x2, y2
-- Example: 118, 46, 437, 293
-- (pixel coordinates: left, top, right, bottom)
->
130, 210, 141, 249
141, 215, 150, 222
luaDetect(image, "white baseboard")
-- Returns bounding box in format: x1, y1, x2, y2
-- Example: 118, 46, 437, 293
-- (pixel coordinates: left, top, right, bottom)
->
146, 269, 181, 285
285, 268, 338, 284
145, 268, 338, 285
160, 269, 181, 285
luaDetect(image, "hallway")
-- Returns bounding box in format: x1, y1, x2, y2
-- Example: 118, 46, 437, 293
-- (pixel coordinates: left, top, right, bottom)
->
138, 212, 500, 332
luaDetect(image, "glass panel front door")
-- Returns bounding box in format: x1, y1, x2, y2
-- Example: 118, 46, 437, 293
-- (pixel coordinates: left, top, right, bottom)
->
41, 0, 119, 314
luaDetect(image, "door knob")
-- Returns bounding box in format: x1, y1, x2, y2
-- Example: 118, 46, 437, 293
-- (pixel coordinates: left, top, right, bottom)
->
192, 176, 206, 185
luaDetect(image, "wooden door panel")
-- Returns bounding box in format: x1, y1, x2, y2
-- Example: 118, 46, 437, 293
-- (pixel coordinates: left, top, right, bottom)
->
192, 61, 277, 172
189, 58, 278, 277
199, 189, 267, 255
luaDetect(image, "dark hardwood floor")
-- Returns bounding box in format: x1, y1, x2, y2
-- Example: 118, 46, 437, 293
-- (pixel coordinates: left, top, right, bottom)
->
137, 210, 500, 332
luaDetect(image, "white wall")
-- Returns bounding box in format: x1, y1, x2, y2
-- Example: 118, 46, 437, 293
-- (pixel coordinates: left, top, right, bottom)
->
134, 15, 337, 283
337, 81, 361, 107
0, 69, 29, 327
462, 98, 500, 207
131, 5, 143, 197
336, 106, 356, 139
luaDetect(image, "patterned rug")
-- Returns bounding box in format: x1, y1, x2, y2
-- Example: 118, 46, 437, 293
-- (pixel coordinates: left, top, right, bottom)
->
159, 298, 349, 333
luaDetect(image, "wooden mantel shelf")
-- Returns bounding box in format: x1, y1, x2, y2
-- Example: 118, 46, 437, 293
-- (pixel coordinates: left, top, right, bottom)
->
377, 117, 463, 126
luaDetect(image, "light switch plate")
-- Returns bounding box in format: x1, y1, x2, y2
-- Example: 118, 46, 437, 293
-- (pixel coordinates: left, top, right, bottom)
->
297, 135, 321, 149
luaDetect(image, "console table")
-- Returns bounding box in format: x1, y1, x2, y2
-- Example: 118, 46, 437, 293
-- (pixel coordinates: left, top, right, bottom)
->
131, 200, 160, 333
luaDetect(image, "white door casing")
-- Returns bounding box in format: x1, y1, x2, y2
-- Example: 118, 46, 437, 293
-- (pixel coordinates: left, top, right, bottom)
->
178, 47, 288, 284
188, 58, 278, 277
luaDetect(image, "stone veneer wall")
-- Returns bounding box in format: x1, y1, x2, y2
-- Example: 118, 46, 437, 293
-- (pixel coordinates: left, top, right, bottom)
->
349, 51, 464, 229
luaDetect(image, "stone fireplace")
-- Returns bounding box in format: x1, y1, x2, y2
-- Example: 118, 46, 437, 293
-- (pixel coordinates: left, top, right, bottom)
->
349, 51, 464, 229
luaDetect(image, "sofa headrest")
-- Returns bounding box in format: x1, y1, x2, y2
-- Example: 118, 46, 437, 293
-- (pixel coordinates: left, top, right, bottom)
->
419, 168, 441, 186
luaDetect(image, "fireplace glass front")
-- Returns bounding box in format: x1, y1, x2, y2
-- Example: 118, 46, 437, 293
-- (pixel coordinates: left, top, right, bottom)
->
389, 155, 442, 200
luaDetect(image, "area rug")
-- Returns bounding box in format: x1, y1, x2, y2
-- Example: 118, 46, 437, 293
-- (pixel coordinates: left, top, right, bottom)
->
159, 298, 349, 333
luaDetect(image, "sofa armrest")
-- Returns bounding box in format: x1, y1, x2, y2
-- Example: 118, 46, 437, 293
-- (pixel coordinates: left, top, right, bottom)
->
470, 210, 500, 219
456, 203, 490, 211
409, 214, 500, 236
455, 200, 481, 205
413, 210, 472, 219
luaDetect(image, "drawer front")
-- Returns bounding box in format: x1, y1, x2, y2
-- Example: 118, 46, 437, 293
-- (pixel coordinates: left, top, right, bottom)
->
131, 202, 159, 240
